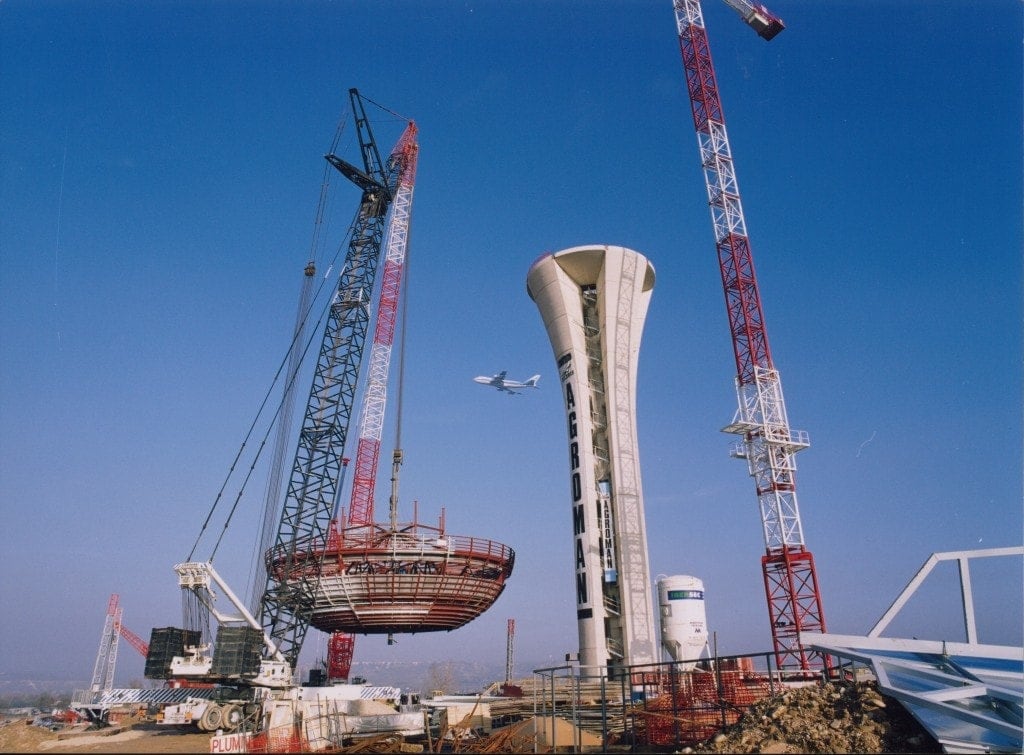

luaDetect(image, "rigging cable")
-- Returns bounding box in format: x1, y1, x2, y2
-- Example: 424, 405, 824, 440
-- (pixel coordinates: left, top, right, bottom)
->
185, 211, 358, 564
186, 102, 370, 564
388, 234, 411, 530
246, 113, 352, 609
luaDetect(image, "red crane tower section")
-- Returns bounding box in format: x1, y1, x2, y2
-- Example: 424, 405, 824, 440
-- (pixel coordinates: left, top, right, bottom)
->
672, 0, 827, 671
327, 632, 355, 682
89, 594, 150, 694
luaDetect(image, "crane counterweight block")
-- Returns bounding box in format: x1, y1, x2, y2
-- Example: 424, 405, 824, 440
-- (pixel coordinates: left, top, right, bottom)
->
718, 0, 785, 40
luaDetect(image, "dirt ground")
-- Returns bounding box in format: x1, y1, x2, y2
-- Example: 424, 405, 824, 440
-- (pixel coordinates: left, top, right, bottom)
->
0, 720, 212, 754
1, 681, 941, 754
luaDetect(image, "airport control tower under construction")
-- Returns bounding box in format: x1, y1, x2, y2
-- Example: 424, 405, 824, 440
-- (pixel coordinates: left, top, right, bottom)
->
527, 244, 658, 674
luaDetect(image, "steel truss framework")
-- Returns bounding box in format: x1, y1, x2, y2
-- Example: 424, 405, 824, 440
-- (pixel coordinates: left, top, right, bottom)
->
90, 595, 122, 694
808, 549, 1024, 751
260, 89, 410, 669
672, 0, 827, 670
346, 125, 418, 528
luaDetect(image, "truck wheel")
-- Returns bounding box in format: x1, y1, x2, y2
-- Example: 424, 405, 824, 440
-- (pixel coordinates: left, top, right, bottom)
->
221, 704, 243, 732
199, 704, 223, 732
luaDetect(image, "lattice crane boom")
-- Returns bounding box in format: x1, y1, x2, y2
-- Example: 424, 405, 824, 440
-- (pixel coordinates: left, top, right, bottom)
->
117, 621, 150, 659
672, 0, 827, 671
259, 89, 409, 670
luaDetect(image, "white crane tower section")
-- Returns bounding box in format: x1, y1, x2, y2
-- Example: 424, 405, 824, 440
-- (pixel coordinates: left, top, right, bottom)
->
527, 245, 657, 673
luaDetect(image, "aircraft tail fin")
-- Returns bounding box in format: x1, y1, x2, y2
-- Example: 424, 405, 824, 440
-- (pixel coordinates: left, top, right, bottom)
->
526, 374, 541, 387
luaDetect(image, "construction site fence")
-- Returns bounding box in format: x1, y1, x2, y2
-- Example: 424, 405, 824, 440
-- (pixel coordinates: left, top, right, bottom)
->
531, 651, 830, 752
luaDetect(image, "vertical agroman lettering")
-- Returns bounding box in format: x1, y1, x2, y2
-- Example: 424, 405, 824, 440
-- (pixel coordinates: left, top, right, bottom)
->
576, 571, 588, 605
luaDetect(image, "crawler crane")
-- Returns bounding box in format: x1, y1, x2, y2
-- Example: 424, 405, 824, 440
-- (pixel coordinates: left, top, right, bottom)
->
144, 88, 413, 691
671, 0, 828, 671
258, 90, 414, 669
145, 84, 508, 737
137, 93, 423, 742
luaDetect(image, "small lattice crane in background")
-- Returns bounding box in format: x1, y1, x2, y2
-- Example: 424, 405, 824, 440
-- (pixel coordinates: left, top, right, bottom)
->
89, 594, 149, 693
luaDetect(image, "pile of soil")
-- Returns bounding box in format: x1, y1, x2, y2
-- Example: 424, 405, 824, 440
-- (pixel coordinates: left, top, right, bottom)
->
0, 719, 56, 752
0, 719, 210, 753
686, 681, 941, 754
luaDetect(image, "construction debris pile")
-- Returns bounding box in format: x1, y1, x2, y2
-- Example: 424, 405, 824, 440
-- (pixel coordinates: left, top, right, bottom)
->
685, 680, 940, 754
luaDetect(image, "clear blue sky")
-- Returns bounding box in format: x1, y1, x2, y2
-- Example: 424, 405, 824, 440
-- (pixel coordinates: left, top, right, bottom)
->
1, 0, 1021, 688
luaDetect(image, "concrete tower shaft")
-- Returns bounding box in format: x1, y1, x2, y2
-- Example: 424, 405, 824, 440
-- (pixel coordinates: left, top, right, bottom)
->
527, 244, 658, 672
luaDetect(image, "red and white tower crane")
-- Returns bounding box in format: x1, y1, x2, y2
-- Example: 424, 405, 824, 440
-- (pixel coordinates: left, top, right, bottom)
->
671, 0, 828, 671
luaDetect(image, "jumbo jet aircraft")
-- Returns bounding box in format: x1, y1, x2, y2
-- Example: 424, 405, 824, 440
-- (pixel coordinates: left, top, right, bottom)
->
473, 371, 541, 395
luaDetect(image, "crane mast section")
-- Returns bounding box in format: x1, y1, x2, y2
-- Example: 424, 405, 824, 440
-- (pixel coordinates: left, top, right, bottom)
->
90, 594, 121, 693
347, 125, 418, 527
260, 90, 403, 669
673, 0, 828, 670
327, 632, 355, 682
676, 0, 771, 385
674, 0, 808, 550
505, 618, 515, 684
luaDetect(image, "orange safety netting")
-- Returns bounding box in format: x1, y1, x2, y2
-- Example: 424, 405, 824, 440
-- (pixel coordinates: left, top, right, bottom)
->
244, 724, 310, 754
635, 669, 775, 747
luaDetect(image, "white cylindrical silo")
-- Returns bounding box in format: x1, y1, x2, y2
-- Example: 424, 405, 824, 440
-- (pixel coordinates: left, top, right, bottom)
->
657, 575, 709, 667
527, 244, 657, 674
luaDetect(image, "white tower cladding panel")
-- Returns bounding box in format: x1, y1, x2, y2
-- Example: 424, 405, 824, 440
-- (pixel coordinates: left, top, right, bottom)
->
657, 575, 709, 667
527, 245, 658, 671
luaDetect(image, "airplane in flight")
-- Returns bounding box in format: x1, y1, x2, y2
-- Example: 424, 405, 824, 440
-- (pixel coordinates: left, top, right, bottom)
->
473, 371, 541, 395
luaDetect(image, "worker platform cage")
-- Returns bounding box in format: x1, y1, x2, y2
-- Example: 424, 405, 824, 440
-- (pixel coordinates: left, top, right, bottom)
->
530, 651, 825, 753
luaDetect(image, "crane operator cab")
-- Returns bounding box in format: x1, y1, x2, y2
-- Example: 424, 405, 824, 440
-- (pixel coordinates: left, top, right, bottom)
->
736, 2, 785, 41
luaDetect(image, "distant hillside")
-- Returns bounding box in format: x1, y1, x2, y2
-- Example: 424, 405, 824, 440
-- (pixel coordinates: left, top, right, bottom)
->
0, 679, 89, 708
346, 659, 507, 693
0, 658, 512, 701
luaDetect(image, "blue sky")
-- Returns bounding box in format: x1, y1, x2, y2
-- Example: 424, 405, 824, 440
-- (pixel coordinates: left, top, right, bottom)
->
1, 0, 1021, 688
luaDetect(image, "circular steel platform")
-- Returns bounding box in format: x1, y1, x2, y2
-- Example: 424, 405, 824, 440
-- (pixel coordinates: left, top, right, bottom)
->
267, 520, 514, 635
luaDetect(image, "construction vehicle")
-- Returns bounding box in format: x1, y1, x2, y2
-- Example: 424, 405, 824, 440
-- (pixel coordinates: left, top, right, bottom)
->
671, 0, 828, 671
151, 561, 423, 737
